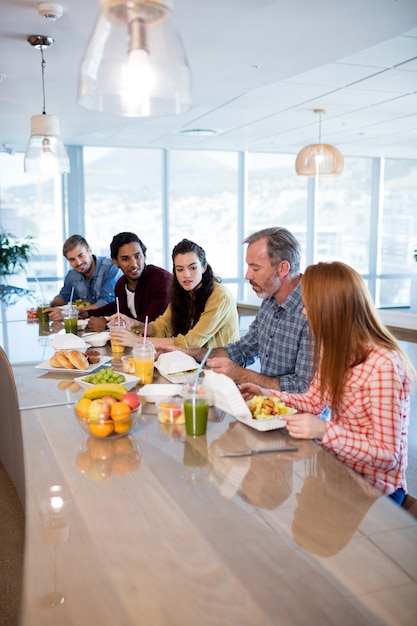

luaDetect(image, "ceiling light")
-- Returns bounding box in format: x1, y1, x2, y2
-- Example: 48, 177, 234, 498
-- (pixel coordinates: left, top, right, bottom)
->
38, 3, 63, 21
295, 109, 344, 177
78, 0, 191, 118
24, 35, 70, 175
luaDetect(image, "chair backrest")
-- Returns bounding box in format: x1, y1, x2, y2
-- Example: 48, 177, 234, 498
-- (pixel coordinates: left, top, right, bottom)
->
0, 346, 25, 509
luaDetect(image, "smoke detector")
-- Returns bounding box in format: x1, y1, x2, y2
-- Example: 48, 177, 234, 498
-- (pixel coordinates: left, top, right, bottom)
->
38, 3, 63, 21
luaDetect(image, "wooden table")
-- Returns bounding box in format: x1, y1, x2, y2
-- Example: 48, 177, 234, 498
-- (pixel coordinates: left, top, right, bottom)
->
2, 320, 417, 625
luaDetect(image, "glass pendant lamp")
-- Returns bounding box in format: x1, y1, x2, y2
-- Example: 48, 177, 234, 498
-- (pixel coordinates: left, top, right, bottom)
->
295, 109, 344, 177
78, 0, 191, 117
24, 35, 70, 175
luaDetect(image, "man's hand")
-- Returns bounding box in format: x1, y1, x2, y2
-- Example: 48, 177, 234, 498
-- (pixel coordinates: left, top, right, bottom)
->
206, 356, 244, 382
87, 316, 107, 332
43, 307, 62, 321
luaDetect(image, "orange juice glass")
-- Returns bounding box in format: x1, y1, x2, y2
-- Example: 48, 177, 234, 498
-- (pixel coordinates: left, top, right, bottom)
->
133, 341, 155, 384
108, 319, 127, 354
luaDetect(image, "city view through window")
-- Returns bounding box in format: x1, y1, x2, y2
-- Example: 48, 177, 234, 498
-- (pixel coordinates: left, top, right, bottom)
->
0, 149, 416, 318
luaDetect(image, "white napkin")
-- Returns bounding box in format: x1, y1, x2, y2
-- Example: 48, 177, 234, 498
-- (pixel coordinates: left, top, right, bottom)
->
203, 370, 252, 421
50, 334, 88, 352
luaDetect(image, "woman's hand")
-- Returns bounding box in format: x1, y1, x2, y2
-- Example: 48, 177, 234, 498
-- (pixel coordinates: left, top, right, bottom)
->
285, 413, 328, 440
238, 382, 268, 400
107, 313, 138, 330
109, 327, 138, 348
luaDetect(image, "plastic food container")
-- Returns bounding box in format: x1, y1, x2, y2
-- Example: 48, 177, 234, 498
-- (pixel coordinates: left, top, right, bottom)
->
157, 398, 185, 425
121, 356, 136, 375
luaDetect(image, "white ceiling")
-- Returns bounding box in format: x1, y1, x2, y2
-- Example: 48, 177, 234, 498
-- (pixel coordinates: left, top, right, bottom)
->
1, 0, 417, 159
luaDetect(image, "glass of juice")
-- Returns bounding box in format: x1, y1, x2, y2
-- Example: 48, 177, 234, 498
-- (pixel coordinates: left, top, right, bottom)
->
183, 384, 209, 436
37, 301, 50, 323
62, 306, 79, 334
107, 318, 127, 354
132, 340, 155, 384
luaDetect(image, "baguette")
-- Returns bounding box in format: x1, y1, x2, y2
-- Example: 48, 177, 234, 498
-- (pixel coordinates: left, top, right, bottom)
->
55, 351, 75, 369
67, 350, 89, 370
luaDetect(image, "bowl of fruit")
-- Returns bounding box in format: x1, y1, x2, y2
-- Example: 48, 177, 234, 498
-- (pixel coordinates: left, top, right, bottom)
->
75, 383, 141, 439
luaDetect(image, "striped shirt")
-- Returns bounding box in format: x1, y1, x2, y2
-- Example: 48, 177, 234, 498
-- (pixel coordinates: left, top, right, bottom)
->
225, 283, 313, 392
278, 347, 411, 495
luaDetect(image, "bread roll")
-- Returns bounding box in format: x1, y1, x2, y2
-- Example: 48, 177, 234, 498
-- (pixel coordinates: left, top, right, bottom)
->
55, 351, 75, 369
49, 354, 62, 368
67, 350, 89, 370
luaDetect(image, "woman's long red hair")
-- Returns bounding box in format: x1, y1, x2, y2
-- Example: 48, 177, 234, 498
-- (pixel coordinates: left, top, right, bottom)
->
302, 262, 413, 413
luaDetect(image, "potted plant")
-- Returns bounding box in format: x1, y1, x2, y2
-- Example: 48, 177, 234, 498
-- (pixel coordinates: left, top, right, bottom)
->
0, 230, 37, 305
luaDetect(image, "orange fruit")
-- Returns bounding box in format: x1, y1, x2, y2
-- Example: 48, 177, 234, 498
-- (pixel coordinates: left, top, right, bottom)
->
75, 397, 92, 420
110, 401, 131, 421
88, 422, 114, 438
114, 419, 132, 435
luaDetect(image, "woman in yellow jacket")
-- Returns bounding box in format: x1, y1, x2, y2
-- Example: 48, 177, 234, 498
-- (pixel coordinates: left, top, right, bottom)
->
110, 239, 240, 349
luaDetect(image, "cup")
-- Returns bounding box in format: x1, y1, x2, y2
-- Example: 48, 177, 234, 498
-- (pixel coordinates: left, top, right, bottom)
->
37, 302, 50, 323
62, 306, 78, 334
183, 384, 209, 436
132, 340, 155, 384
107, 319, 127, 354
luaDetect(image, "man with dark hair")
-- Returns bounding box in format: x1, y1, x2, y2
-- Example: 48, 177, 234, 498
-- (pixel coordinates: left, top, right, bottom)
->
85, 232, 172, 332
154, 227, 313, 392
46, 234, 122, 320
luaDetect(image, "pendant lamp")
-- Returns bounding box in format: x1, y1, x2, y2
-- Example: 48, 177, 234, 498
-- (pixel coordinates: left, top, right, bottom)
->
295, 109, 344, 177
24, 35, 70, 175
78, 0, 191, 117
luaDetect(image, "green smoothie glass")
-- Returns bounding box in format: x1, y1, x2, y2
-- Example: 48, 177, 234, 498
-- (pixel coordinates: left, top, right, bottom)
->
183, 384, 209, 436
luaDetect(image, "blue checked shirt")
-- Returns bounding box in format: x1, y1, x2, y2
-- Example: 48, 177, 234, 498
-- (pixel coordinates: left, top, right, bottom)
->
225, 283, 313, 392
58, 256, 122, 308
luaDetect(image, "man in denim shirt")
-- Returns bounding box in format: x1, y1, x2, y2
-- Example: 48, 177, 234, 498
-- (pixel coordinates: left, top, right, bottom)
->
155, 227, 313, 393
46, 235, 122, 321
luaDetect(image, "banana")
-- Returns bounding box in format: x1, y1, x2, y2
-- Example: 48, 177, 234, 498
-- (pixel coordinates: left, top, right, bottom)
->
82, 383, 128, 400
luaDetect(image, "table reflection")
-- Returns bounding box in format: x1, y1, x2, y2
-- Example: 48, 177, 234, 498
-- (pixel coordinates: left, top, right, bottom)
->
292, 450, 380, 556
39, 485, 70, 608
76, 435, 141, 482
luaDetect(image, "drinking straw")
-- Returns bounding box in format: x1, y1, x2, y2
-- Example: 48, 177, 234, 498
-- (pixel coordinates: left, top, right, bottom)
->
143, 315, 148, 347
69, 287, 74, 307
34, 276, 46, 303
116, 297, 120, 324
193, 347, 212, 387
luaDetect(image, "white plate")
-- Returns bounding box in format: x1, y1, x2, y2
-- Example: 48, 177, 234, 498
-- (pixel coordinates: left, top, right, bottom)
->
74, 372, 140, 391
234, 408, 296, 432
139, 384, 182, 403
35, 356, 112, 374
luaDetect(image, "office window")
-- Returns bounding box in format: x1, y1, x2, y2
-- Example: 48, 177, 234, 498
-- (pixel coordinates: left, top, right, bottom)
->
169, 151, 238, 281
378, 159, 417, 307
0, 153, 62, 305
245, 153, 308, 301
83, 148, 164, 266
314, 157, 373, 273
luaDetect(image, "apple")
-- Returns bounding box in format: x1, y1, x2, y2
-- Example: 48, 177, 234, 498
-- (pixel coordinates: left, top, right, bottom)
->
101, 395, 118, 406
121, 392, 140, 411
88, 399, 111, 422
